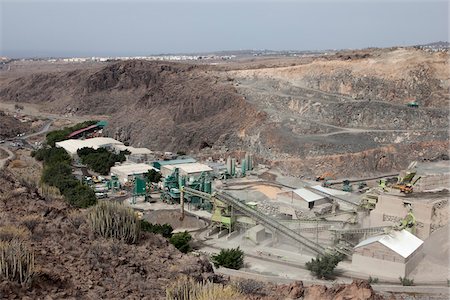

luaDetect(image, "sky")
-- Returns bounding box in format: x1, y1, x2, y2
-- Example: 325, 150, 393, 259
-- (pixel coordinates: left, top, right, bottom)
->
1, 0, 449, 58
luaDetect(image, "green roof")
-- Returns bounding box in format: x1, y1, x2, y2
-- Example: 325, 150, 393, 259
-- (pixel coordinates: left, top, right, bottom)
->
96, 120, 108, 127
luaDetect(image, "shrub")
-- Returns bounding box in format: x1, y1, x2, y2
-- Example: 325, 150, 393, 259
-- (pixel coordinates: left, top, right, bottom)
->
399, 277, 414, 286
77, 147, 127, 175
145, 169, 162, 183
64, 184, 97, 208
68, 211, 86, 229
231, 279, 265, 295
368, 276, 379, 284
21, 216, 42, 233
170, 231, 192, 253
141, 220, 173, 238
87, 201, 140, 244
0, 240, 34, 284
211, 247, 244, 270
36, 146, 97, 208
305, 252, 344, 279
166, 276, 243, 300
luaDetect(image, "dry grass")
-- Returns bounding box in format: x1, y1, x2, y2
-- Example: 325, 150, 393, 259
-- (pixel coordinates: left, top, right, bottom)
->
68, 211, 86, 229
0, 225, 30, 242
166, 276, 245, 300
21, 215, 42, 233
9, 160, 27, 169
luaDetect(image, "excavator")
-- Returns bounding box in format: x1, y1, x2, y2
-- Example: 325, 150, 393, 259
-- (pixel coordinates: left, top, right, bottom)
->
315, 172, 334, 182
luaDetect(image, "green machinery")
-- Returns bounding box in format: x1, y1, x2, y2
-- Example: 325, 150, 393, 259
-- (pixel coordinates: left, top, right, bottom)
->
161, 168, 213, 210
107, 175, 120, 192
342, 180, 353, 192
131, 176, 148, 204
161, 168, 181, 203
407, 101, 419, 108
185, 172, 213, 210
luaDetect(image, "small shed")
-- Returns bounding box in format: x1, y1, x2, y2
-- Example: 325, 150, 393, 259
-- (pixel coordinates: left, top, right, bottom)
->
352, 230, 424, 279
110, 163, 159, 184
160, 163, 212, 180
277, 188, 330, 210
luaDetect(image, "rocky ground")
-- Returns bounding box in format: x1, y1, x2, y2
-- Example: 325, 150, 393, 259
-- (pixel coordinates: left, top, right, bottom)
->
0, 111, 30, 139
0, 169, 215, 299
0, 47, 448, 177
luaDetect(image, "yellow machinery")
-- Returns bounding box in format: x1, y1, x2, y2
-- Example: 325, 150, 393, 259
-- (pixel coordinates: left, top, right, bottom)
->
392, 161, 421, 194
396, 208, 416, 235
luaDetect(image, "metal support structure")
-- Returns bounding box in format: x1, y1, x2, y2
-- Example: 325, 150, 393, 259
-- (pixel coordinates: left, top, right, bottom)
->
182, 187, 327, 255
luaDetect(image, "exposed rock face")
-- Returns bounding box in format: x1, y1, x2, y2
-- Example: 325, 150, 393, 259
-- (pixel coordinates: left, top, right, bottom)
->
247, 280, 388, 300
303, 280, 384, 300
0, 61, 260, 151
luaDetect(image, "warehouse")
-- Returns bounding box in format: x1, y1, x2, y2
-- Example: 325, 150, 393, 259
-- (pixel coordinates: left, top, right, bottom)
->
153, 158, 196, 170
161, 162, 213, 181
110, 163, 159, 184
276, 188, 331, 210
114, 144, 154, 163
55, 137, 124, 157
352, 230, 424, 279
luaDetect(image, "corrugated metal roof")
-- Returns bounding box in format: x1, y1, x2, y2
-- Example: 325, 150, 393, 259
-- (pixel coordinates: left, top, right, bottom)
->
163, 163, 212, 174
114, 144, 152, 155
153, 158, 196, 169
68, 124, 98, 138
55, 138, 123, 155
354, 230, 423, 258
311, 185, 349, 196
110, 163, 158, 175
292, 188, 324, 202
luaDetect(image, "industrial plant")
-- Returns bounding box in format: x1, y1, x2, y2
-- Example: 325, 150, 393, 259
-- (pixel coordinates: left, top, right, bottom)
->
49, 121, 450, 282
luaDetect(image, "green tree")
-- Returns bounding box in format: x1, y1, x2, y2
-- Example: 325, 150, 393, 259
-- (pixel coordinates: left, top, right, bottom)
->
145, 169, 162, 183
211, 247, 244, 270
141, 220, 173, 238
169, 231, 192, 253
65, 185, 97, 208
305, 253, 344, 279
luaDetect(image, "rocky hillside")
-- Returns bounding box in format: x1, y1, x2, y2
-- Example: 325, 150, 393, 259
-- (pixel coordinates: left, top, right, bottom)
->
0, 61, 260, 151
0, 48, 448, 176
230, 48, 449, 107
0, 169, 215, 299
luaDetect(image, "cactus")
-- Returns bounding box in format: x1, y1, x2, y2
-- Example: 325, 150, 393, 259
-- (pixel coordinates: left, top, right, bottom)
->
0, 240, 35, 284
87, 201, 140, 244
166, 276, 243, 300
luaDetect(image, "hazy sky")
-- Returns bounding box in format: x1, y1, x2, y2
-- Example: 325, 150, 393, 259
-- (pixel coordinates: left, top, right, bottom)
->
1, 0, 448, 58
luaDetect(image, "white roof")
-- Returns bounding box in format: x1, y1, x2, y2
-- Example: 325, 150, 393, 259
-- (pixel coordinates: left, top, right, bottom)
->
311, 185, 349, 196
56, 137, 123, 154
355, 230, 423, 258
163, 163, 212, 174
293, 188, 324, 202
114, 144, 153, 155
110, 163, 158, 176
